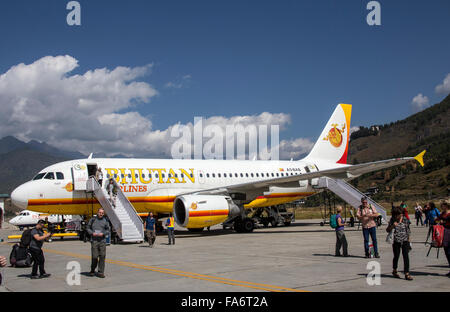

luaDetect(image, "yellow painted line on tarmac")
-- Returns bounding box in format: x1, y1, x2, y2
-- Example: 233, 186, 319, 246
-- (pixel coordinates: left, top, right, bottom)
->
41, 247, 308, 292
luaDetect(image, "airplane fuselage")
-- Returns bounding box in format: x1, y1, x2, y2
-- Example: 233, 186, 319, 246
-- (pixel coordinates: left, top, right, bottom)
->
11, 157, 345, 216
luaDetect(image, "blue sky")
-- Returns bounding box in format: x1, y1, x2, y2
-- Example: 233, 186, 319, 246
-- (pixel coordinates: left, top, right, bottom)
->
0, 0, 449, 157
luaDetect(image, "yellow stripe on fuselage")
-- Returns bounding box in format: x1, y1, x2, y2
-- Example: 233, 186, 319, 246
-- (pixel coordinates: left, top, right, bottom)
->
27, 192, 315, 215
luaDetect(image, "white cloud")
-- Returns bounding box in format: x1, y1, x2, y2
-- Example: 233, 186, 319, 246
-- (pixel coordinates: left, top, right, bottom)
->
0, 56, 313, 160
165, 74, 192, 89
411, 93, 430, 112
435, 73, 450, 94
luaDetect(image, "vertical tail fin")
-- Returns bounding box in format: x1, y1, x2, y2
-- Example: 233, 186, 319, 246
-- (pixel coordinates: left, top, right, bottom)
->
305, 104, 352, 164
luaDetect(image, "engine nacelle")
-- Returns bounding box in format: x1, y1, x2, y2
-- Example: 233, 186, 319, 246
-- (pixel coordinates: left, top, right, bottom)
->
173, 195, 240, 229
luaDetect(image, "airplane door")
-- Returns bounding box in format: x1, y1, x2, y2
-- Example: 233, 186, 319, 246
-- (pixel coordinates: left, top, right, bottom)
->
72, 163, 89, 191
304, 164, 319, 187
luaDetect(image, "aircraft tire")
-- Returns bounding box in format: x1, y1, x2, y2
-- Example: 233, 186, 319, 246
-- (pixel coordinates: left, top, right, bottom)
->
241, 218, 254, 233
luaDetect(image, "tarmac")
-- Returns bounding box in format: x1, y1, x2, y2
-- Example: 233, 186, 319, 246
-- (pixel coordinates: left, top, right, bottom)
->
0, 219, 449, 292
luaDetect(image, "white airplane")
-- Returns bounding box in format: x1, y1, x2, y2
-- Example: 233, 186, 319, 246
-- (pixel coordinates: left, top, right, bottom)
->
10, 104, 425, 232
8, 210, 80, 230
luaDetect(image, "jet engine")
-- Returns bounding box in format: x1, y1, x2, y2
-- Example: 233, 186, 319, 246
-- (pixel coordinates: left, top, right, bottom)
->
173, 195, 240, 229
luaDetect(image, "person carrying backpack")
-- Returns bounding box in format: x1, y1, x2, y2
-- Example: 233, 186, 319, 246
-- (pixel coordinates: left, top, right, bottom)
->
357, 197, 380, 258
334, 206, 348, 257
29, 220, 52, 279
425, 202, 440, 245
436, 201, 450, 277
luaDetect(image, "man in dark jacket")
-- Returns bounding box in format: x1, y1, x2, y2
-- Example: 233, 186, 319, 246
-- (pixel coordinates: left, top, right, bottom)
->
30, 220, 52, 279
87, 208, 110, 278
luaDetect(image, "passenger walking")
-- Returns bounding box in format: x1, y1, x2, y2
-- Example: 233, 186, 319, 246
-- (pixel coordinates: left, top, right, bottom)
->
386, 206, 413, 281
106, 178, 117, 208
425, 202, 440, 244
87, 208, 110, 278
436, 201, 450, 277
96, 167, 103, 187
357, 197, 380, 258
144, 212, 156, 247
166, 214, 175, 245
414, 202, 424, 226
400, 201, 410, 221
334, 206, 348, 257
30, 220, 52, 279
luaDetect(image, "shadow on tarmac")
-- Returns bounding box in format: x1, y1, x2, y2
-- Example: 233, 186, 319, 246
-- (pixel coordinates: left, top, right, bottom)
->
313, 253, 367, 259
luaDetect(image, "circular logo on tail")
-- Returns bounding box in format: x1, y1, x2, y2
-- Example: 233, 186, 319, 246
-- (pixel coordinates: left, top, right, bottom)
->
323, 123, 346, 148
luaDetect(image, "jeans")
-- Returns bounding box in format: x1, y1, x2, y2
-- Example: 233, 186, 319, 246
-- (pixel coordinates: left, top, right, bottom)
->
363, 227, 378, 255
415, 213, 423, 226
29, 248, 46, 276
392, 241, 410, 273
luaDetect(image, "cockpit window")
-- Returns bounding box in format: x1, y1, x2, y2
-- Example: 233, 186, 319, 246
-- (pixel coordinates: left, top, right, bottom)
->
56, 172, 64, 180
33, 173, 46, 180
44, 172, 55, 180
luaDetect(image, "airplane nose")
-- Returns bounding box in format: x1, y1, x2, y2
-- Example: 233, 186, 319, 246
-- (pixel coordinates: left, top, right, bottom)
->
11, 185, 28, 210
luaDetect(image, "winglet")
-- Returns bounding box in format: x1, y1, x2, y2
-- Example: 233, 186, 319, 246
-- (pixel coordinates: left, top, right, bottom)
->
414, 150, 426, 167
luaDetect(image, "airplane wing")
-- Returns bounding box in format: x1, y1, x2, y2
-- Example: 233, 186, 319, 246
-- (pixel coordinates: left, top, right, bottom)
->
179, 151, 425, 201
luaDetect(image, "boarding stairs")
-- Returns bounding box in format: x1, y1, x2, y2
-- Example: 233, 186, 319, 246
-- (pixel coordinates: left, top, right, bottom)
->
315, 177, 387, 222
87, 177, 144, 243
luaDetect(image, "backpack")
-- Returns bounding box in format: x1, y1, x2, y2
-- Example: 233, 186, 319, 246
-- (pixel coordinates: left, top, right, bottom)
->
9, 243, 32, 267
20, 228, 33, 248
431, 225, 445, 248
330, 214, 338, 229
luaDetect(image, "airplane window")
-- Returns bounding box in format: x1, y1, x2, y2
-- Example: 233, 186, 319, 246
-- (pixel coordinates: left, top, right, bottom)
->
206, 173, 210, 178
44, 172, 55, 180
200, 173, 203, 178
168, 174, 172, 178
135, 174, 139, 178
33, 173, 46, 180
190, 173, 193, 178
256, 173, 259, 177
128, 174, 131, 178
251, 173, 254, 177
240, 173, 243, 177
56, 172, 64, 180
121, 174, 124, 178
245, 173, 249, 177
223, 173, 227, 178
175, 174, 178, 178
114, 174, 117, 178
181, 173, 184, 178
218, 173, 221, 178
276, 173, 279, 177
271, 173, 274, 177
106, 174, 110, 178
155, 173, 159, 179
235, 173, 238, 177
212, 173, 215, 178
